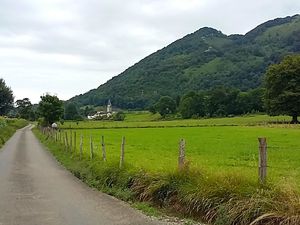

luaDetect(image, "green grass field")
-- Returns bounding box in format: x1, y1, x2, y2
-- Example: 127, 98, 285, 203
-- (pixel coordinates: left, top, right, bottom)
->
38, 114, 300, 224
58, 114, 300, 186
61, 114, 290, 129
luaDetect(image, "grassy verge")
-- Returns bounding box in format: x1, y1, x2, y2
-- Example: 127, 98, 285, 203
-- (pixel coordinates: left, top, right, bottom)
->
0, 117, 28, 148
34, 128, 300, 225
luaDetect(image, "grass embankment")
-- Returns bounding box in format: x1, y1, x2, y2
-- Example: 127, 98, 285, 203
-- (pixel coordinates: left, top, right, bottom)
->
34, 116, 300, 224
0, 117, 28, 148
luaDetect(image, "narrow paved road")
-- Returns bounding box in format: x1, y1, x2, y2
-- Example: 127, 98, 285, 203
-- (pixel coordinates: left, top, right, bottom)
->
0, 126, 164, 225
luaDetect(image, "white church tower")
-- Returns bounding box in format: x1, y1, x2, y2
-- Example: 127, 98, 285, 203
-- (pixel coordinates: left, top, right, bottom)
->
107, 99, 112, 113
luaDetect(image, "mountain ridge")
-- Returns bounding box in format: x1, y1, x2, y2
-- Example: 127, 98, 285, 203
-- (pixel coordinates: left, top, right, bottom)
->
70, 14, 300, 109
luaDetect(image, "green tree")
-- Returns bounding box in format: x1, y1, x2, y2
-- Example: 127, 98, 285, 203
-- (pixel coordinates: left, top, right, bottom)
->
38, 94, 64, 125
265, 55, 300, 123
179, 97, 194, 119
206, 87, 240, 117
81, 105, 95, 117
155, 96, 176, 117
236, 92, 252, 114
148, 105, 157, 114
64, 102, 81, 120
0, 78, 14, 115
246, 88, 264, 113
112, 111, 126, 121
15, 98, 34, 120
179, 91, 206, 119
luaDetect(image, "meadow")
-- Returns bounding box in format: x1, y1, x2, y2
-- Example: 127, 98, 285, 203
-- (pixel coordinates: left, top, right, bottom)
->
37, 114, 300, 224
59, 113, 300, 183
61, 123, 300, 186
61, 113, 290, 129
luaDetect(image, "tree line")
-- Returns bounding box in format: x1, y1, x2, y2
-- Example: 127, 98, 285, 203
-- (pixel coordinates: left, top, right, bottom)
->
150, 87, 264, 119
0, 79, 122, 125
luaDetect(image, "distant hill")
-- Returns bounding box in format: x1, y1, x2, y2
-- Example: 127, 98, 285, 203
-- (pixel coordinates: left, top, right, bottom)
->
70, 15, 300, 109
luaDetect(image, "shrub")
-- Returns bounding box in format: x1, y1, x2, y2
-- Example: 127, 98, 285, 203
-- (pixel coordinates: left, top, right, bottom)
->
113, 112, 126, 121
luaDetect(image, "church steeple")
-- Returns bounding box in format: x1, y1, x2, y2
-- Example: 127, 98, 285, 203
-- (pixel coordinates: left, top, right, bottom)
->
107, 99, 112, 113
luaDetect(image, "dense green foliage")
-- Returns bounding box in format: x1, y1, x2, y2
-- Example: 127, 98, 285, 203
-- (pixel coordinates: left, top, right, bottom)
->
80, 105, 96, 117
0, 78, 14, 115
154, 96, 176, 117
112, 111, 126, 121
0, 117, 28, 148
175, 87, 264, 118
179, 91, 205, 118
265, 55, 300, 123
37, 94, 64, 125
70, 15, 300, 109
15, 98, 36, 121
151, 87, 264, 118
64, 102, 81, 120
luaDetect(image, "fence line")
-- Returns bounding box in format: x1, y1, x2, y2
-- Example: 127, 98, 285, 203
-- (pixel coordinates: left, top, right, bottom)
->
40, 127, 272, 182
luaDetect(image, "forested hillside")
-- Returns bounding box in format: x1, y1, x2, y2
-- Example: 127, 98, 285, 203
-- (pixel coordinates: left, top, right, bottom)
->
70, 15, 300, 109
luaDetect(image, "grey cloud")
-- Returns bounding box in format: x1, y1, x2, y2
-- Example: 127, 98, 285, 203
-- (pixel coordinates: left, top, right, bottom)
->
0, 0, 299, 103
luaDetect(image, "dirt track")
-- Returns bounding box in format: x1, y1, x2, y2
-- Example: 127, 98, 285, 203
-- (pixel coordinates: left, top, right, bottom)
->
0, 125, 165, 225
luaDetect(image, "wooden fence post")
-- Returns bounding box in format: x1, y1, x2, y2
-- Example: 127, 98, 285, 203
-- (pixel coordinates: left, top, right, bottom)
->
258, 137, 267, 183
178, 139, 186, 170
101, 135, 106, 162
63, 131, 66, 149
70, 131, 73, 152
65, 132, 69, 151
80, 134, 83, 160
119, 136, 125, 168
90, 135, 94, 159
61, 130, 63, 143
74, 131, 77, 153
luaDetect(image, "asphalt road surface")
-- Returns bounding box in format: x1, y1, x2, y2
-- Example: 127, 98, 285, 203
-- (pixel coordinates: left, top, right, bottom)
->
0, 125, 165, 225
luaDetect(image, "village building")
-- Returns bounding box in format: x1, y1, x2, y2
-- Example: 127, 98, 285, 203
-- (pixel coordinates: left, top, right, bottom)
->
87, 100, 114, 120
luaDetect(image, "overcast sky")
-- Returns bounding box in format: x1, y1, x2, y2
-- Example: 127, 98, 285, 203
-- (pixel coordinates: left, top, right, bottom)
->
0, 0, 299, 103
